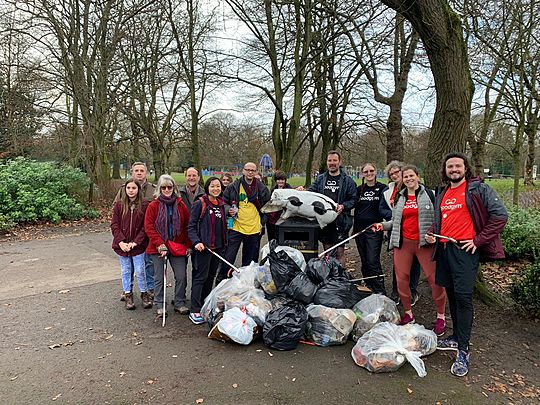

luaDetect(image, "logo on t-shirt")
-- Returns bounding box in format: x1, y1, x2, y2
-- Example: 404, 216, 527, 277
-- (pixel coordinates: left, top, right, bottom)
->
324, 180, 339, 193
441, 194, 464, 211
404, 197, 417, 209
359, 190, 379, 202
211, 206, 222, 219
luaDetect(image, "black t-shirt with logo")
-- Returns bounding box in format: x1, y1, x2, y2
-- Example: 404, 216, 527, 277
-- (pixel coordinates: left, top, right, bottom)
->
353, 181, 385, 228
323, 174, 341, 202
210, 204, 224, 249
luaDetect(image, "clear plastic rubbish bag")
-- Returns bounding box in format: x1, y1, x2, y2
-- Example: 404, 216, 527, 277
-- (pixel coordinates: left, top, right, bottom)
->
352, 294, 400, 341
214, 307, 258, 345
260, 242, 306, 271
305, 304, 356, 346
351, 322, 437, 377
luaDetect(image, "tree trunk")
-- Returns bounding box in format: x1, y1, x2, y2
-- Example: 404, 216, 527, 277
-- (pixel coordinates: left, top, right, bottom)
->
524, 116, 538, 186
511, 124, 524, 205
112, 142, 121, 179
381, 0, 473, 188
386, 102, 404, 162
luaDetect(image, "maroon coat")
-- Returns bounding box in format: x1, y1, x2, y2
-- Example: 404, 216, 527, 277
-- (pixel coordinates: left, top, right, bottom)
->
111, 201, 149, 256
144, 197, 192, 255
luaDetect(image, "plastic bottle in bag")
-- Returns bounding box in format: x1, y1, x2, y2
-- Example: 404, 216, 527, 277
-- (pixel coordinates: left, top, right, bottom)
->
227, 201, 238, 229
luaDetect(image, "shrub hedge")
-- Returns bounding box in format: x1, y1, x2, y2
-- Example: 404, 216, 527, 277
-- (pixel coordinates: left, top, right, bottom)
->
501, 205, 540, 260
0, 157, 97, 231
511, 262, 540, 318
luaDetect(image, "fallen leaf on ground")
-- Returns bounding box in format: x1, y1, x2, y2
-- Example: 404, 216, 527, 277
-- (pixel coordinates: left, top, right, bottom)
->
104, 334, 113, 340
406, 387, 413, 394
268, 352, 273, 357
10, 376, 18, 381
196, 399, 204, 404
48, 344, 61, 349
232, 383, 238, 388
52, 394, 61, 401
59, 289, 70, 294
44, 326, 53, 330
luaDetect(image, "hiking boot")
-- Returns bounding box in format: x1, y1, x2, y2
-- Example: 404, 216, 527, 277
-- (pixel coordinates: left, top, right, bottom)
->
399, 313, 414, 326
433, 318, 446, 337
174, 305, 190, 315
141, 292, 152, 309
189, 312, 205, 325
125, 293, 135, 310
437, 336, 459, 351
148, 289, 155, 301
120, 291, 126, 302
451, 349, 470, 377
411, 292, 420, 307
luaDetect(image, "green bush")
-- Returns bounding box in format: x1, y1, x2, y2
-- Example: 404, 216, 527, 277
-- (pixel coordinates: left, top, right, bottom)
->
511, 262, 540, 317
0, 157, 97, 231
501, 205, 540, 259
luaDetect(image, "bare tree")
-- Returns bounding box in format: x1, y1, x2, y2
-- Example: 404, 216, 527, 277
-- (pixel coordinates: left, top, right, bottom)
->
381, 0, 474, 187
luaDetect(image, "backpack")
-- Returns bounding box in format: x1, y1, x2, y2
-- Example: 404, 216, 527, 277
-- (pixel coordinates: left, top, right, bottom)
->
198, 196, 207, 219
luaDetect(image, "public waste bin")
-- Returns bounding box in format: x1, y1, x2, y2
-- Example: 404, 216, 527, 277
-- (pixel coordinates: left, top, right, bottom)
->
276, 217, 319, 262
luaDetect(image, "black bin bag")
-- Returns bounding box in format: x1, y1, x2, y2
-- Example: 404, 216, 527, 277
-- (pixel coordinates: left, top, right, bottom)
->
263, 302, 309, 350
313, 277, 369, 309
305, 257, 348, 285
265, 240, 301, 292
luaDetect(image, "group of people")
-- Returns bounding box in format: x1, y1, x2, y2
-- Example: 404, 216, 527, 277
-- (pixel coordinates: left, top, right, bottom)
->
111, 150, 508, 378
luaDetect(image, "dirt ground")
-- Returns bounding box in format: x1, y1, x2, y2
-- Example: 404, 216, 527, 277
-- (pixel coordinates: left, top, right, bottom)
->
0, 221, 539, 404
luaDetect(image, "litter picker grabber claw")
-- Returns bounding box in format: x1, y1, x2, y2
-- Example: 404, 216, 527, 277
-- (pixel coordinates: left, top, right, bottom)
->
162, 256, 167, 327
206, 246, 240, 274
429, 233, 458, 243
318, 224, 375, 259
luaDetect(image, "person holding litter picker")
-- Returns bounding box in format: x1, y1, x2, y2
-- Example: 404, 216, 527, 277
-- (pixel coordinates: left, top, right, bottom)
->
144, 174, 192, 317
353, 163, 386, 295
187, 177, 228, 325
373, 165, 447, 337
111, 178, 151, 310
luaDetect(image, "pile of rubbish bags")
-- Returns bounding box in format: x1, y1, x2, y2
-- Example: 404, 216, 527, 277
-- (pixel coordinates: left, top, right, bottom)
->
201, 241, 438, 377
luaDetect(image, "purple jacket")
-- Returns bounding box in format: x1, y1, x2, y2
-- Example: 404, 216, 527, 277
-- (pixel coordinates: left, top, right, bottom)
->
432, 178, 508, 261
188, 195, 228, 250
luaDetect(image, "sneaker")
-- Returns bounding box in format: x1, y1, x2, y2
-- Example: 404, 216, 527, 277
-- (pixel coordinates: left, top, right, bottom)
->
140, 292, 152, 309
174, 305, 190, 315
411, 292, 420, 307
433, 318, 446, 336
189, 312, 205, 325
451, 349, 470, 377
399, 313, 414, 325
125, 293, 135, 310
437, 336, 459, 351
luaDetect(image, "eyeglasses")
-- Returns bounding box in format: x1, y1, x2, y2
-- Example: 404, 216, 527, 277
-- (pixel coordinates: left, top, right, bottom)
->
363, 169, 375, 174
243, 168, 256, 172
160, 185, 174, 190
389, 170, 401, 177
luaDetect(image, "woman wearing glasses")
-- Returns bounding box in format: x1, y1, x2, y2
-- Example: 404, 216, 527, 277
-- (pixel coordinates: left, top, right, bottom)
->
353, 163, 387, 294
144, 174, 192, 316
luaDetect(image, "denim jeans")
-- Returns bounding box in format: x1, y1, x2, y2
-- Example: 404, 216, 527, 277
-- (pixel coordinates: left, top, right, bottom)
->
118, 253, 147, 293
144, 253, 155, 290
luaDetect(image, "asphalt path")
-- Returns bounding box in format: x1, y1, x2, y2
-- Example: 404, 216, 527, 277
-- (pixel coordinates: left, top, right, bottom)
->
0, 225, 521, 404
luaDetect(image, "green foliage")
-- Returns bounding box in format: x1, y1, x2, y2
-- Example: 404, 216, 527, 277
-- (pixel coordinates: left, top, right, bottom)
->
501, 206, 540, 259
0, 157, 97, 231
511, 262, 540, 317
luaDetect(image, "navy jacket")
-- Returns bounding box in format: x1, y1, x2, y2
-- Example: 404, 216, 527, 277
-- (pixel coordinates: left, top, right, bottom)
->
188, 195, 228, 250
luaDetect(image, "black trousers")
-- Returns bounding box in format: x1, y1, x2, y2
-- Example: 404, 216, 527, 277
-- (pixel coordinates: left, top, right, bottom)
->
191, 248, 223, 312
435, 242, 480, 352
216, 230, 259, 283
355, 230, 386, 294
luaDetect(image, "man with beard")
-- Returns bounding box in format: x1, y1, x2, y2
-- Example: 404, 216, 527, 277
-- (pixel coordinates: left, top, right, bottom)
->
426, 152, 507, 377
300, 150, 356, 266
179, 167, 205, 211
216, 162, 270, 283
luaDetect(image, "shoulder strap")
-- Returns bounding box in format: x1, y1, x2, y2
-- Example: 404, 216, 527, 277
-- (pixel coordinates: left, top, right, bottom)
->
198, 196, 207, 219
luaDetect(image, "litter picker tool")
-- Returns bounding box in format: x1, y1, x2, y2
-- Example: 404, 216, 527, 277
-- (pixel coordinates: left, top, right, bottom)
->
206, 247, 240, 273
429, 233, 458, 243
162, 256, 167, 327
349, 274, 386, 283
318, 224, 375, 258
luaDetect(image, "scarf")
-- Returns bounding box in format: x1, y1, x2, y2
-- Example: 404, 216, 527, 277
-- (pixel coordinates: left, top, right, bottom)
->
240, 176, 262, 210
155, 195, 181, 241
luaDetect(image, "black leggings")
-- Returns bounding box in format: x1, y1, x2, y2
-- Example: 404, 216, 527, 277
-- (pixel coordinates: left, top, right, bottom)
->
355, 230, 385, 294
